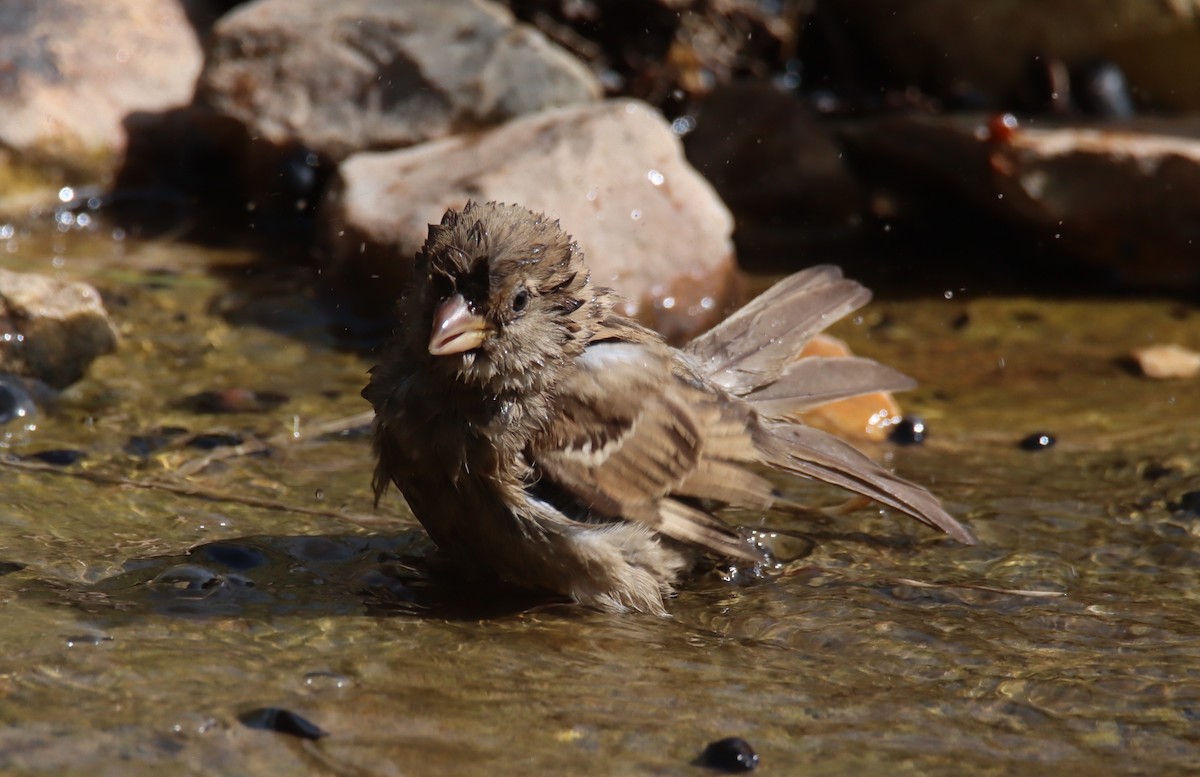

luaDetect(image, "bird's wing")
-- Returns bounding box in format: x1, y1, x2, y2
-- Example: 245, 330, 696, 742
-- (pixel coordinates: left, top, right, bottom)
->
531, 341, 767, 561
746, 356, 917, 418
686, 265, 873, 395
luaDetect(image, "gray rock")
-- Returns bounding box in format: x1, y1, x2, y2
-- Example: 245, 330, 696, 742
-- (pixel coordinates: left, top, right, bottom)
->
0, 269, 118, 388
198, 0, 601, 161
0, 0, 207, 198
322, 99, 739, 342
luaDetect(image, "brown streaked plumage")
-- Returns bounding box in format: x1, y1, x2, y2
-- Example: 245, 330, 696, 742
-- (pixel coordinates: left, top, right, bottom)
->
363, 201, 975, 615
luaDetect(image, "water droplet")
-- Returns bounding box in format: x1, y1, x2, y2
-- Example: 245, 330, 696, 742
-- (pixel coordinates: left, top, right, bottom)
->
57, 186, 74, 203
630, 209, 642, 221
671, 115, 696, 136
647, 169, 664, 186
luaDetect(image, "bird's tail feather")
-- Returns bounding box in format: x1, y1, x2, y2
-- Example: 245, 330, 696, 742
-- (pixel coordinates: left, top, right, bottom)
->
754, 421, 977, 545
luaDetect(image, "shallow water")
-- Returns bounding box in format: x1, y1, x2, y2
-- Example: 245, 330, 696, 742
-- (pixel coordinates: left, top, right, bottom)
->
1, 225, 1199, 775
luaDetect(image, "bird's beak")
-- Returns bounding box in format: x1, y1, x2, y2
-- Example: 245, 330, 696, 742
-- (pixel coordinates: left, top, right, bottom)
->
429, 294, 488, 355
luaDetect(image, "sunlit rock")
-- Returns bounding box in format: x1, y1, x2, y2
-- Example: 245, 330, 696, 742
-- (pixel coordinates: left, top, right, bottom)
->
1132, 343, 1200, 380
0, 269, 118, 388
322, 99, 739, 342
0, 0, 206, 208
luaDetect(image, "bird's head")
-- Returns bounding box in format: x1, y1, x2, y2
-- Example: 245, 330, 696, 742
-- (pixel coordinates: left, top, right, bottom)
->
407, 201, 594, 391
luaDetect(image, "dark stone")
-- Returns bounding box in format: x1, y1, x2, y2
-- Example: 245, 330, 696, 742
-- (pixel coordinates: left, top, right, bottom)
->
195, 542, 269, 572
888, 417, 926, 446
238, 707, 328, 740
1178, 491, 1200, 517
186, 433, 244, 450
24, 449, 87, 466
1018, 433, 1057, 451
181, 389, 289, 414
700, 737, 759, 772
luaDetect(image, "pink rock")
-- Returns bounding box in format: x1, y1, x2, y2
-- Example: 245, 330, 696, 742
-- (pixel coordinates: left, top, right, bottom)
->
323, 99, 739, 342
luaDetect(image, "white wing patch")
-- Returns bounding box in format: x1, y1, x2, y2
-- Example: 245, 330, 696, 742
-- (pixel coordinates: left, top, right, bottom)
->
578, 342, 654, 371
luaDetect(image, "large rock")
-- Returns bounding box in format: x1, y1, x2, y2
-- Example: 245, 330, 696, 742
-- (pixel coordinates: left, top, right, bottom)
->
322, 99, 739, 342
197, 0, 602, 162
827, 0, 1200, 111
0, 269, 119, 388
840, 114, 1200, 286
0, 0, 207, 203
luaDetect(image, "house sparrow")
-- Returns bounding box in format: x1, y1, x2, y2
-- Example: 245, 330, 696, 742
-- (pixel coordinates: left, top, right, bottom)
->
363, 201, 975, 615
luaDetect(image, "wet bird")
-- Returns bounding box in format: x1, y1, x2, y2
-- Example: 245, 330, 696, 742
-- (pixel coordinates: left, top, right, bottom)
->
363, 201, 974, 614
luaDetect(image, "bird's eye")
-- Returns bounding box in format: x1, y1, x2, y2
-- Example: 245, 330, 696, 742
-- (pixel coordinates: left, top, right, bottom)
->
511, 289, 530, 313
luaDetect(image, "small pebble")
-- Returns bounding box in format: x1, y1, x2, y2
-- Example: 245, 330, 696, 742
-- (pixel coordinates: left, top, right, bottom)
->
124, 426, 190, 457
186, 433, 244, 450
239, 708, 328, 740
888, 416, 926, 446
701, 737, 759, 773
1131, 344, 1200, 380
1018, 432, 1056, 451
182, 389, 289, 414
24, 449, 87, 466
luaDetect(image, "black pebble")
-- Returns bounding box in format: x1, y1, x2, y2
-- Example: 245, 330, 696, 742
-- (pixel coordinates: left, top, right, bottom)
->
124, 434, 169, 457
888, 417, 926, 446
125, 426, 190, 457
186, 433, 244, 450
239, 707, 328, 740
24, 449, 87, 466
1178, 491, 1200, 517
196, 542, 268, 571
1018, 433, 1056, 451
701, 737, 759, 773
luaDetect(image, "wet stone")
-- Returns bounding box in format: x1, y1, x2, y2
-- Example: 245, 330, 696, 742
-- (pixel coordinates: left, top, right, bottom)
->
23, 449, 87, 466
193, 542, 269, 572
149, 564, 249, 599
238, 707, 328, 740
0, 376, 38, 424
64, 633, 113, 647
125, 425, 190, 456
1176, 491, 1200, 518
181, 389, 289, 414
888, 416, 927, 445
1018, 433, 1057, 451
700, 737, 760, 772
186, 433, 244, 450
